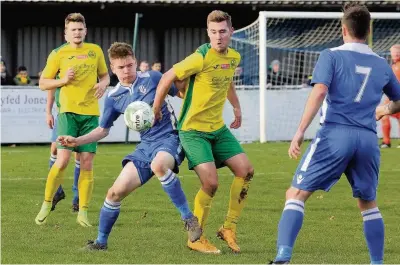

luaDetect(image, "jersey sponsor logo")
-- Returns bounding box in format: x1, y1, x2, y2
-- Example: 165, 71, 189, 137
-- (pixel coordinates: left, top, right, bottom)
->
221, 64, 230, 69
68, 56, 75, 60
76, 54, 88, 60
212, 76, 233, 86
88, 50, 96, 59
213, 64, 219, 69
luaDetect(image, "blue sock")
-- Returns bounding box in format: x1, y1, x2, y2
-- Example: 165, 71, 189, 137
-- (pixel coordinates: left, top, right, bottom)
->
362, 207, 384, 264
159, 169, 193, 220
96, 199, 121, 245
49, 154, 64, 196
275, 199, 305, 262
72, 160, 80, 204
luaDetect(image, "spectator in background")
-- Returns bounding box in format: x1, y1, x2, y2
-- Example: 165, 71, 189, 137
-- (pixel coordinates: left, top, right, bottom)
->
151, 61, 162, 72
267, 59, 286, 86
1, 59, 13, 85
13, 66, 32, 85
233, 66, 244, 87
139, 60, 149, 73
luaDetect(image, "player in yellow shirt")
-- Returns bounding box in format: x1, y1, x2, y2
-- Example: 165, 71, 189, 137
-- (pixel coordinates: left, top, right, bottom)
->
153, 10, 254, 254
35, 13, 110, 227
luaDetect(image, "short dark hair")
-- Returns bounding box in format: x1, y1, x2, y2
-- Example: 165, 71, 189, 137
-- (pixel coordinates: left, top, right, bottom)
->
152, 61, 161, 66
18, 66, 27, 72
342, 2, 371, 40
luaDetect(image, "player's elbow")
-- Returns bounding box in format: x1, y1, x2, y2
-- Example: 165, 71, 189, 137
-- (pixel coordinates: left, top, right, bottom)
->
100, 128, 110, 138
313, 84, 328, 99
163, 68, 178, 83
38, 79, 47, 91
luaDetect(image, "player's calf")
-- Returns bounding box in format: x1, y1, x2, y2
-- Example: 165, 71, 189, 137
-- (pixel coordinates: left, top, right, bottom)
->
152, 152, 202, 242
272, 187, 313, 263
358, 199, 384, 264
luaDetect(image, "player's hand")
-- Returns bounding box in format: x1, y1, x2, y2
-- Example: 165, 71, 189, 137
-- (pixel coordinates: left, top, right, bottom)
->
46, 113, 55, 129
93, 83, 107, 99
57, 135, 78, 147
376, 104, 389, 121
289, 130, 304, 159
230, 107, 242, 129
63, 68, 75, 84
153, 106, 162, 125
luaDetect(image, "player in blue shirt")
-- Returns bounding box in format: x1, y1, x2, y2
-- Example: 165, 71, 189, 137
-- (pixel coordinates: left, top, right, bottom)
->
270, 3, 400, 264
58, 42, 202, 250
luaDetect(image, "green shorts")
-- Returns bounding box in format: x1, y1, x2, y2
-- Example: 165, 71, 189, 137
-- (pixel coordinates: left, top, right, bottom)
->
57, 112, 99, 153
179, 125, 244, 170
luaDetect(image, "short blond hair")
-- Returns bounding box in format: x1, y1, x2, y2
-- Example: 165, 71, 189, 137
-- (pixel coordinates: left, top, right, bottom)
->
390, 44, 400, 51
108, 42, 135, 61
65, 13, 86, 28
207, 10, 232, 28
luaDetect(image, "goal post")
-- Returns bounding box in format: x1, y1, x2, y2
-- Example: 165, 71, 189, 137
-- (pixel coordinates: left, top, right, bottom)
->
230, 11, 400, 143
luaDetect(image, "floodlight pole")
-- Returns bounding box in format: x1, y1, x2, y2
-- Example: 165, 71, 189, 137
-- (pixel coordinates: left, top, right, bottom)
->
125, 13, 143, 144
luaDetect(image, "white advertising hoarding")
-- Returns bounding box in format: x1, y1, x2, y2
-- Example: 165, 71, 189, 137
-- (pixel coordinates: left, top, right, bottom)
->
1, 87, 397, 144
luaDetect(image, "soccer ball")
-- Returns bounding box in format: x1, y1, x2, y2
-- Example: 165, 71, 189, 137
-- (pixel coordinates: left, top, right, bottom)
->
124, 101, 155, 132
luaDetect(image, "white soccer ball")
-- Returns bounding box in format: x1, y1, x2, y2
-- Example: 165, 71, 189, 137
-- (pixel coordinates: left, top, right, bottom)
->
124, 101, 155, 132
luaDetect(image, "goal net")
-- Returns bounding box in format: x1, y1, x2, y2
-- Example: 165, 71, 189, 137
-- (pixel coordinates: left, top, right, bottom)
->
230, 12, 400, 143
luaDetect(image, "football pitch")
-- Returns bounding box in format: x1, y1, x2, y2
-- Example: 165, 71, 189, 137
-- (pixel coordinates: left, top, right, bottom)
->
2, 141, 400, 264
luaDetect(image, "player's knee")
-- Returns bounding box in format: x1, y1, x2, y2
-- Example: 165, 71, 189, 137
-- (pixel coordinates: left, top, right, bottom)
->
55, 155, 70, 169
246, 166, 254, 181
50, 144, 57, 156
150, 160, 168, 176
285, 187, 311, 202
357, 198, 377, 212
80, 155, 94, 170
381, 115, 390, 124
106, 187, 123, 202
203, 179, 219, 196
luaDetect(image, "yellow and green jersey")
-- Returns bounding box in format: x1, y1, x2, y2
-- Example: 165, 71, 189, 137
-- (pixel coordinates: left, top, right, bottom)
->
41, 43, 108, 116
173, 43, 240, 132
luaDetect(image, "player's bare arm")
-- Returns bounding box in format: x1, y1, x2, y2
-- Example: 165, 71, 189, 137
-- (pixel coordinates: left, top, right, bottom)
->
376, 99, 400, 120
39, 68, 74, 91
58, 127, 110, 148
153, 68, 178, 120
227, 82, 242, 129
93, 72, 110, 99
289, 83, 328, 159
46, 90, 56, 129
174, 79, 187, 99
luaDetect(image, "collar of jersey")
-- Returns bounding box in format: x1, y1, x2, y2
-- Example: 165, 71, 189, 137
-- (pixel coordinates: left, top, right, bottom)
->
331, 42, 376, 56
119, 75, 139, 95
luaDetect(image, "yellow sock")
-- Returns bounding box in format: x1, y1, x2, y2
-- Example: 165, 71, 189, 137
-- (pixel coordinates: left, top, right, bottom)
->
194, 188, 213, 230
44, 165, 65, 202
223, 176, 252, 231
78, 170, 94, 210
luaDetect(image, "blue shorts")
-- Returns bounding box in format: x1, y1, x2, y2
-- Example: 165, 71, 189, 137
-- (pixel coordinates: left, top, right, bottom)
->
122, 134, 185, 185
292, 124, 380, 201
50, 116, 58, 142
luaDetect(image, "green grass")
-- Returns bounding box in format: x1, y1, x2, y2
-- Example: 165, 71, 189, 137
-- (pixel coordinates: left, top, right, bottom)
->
1, 141, 400, 264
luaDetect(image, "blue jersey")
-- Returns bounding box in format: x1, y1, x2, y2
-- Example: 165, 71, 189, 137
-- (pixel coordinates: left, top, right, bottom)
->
312, 43, 400, 132
100, 71, 179, 141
